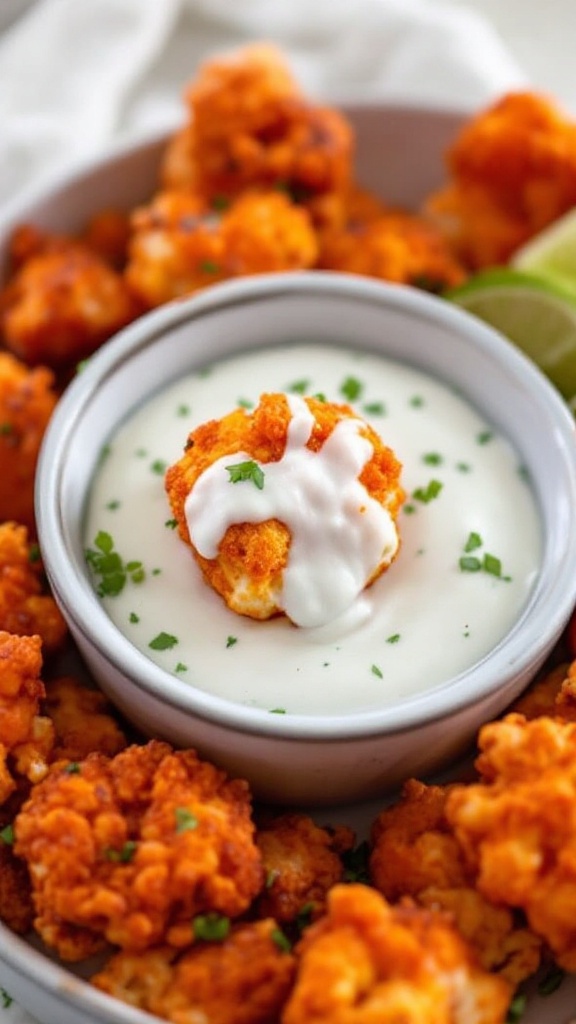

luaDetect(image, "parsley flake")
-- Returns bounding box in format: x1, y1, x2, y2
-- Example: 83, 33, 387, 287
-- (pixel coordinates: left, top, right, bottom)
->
269, 707, 286, 714
0, 824, 14, 846
483, 553, 502, 577
537, 965, 565, 996
129, 612, 140, 623
149, 632, 178, 651
199, 260, 220, 274
177, 404, 190, 417
459, 556, 482, 573
422, 452, 443, 465
271, 927, 292, 952
237, 397, 253, 409
409, 395, 424, 408
226, 635, 238, 648
85, 532, 146, 597
286, 379, 310, 395
63, 762, 81, 775
175, 807, 198, 833
105, 840, 137, 863
175, 662, 188, 673
464, 531, 482, 552
150, 459, 167, 475
226, 460, 265, 490
340, 376, 363, 402
165, 518, 178, 529
506, 992, 527, 1023
371, 664, 383, 678
386, 633, 401, 644
477, 429, 493, 445
413, 479, 443, 504
106, 499, 121, 511
0, 988, 13, 1009
363, 401, 386, 416
28, 543, 41, 563
193, 913, 230, 942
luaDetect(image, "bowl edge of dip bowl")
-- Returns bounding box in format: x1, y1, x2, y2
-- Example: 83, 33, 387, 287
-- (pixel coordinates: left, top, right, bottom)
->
36, 271, 576, 805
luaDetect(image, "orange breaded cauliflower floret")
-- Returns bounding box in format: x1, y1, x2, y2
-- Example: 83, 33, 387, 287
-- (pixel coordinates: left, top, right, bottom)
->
14, 739, 263, 961
125, 188, 317, 309
426, 91, 576, 268
0, 230, 139, 367
165, 393, 404, 624
319, 209, 466, 291
283, 884, 512, 1024
255, 814, 355, 928
0, 632, 54, 805
0, 521, 67, 651
43, 676, 127, 761
92, 918, 296, 1023
446, 713, 576, 971
0, 353, 58, 532
369, 778, 542, 986
162, 44, 353, 227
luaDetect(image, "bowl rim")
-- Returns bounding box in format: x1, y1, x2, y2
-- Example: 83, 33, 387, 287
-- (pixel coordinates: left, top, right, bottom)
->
36, 271, 576, 742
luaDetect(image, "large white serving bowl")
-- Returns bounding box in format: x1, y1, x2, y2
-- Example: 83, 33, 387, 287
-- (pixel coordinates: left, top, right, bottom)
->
35, 268, 576, 806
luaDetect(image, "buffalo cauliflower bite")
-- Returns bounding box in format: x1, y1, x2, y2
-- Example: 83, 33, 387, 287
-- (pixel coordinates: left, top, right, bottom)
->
125, 188, 317, 309
0, 632, 54, 806
369, 779, 542, 986
165, 393, 404, 624
92, 918, 296, 1023
43, 676, 127, 761
426, 91, 576, 268
282, 884, 512, 1024
14, 739, 263, 960
0, 354, 58, 532
0, 522, 67, 651
319, 209, 466, 290
255, 814, 355, 928
446, 713, 576, 970
162, 44, 353, 226
0, 232, 139, 367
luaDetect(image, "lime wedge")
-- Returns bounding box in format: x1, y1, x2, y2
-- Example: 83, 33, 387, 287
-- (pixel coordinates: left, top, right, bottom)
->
446, 268, 576, 401
512, 208, 576, 288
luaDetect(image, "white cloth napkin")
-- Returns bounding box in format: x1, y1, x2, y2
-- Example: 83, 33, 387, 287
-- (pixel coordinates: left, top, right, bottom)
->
0, 0, 526, 215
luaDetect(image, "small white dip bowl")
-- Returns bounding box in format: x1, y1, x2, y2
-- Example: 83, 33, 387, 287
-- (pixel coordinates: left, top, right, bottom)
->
36, 270, 576, 806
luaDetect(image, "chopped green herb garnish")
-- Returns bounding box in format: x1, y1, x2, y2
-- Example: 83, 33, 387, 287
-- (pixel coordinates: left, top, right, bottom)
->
286, 379, 310, 395
175, 807, 198, 833
150, 459, 167, 475
0, 825, 14, 846
135, 447, 147, 458
362, 401, 386, 415
211, 195, 230, 212
175, 662, 188, 673
237, 397, 254, 409
295, 902, 315, 934
483, 553, 502, 577
403, 503, 416, 515
149, 632, 178, 651
75, 359, 89, 375
456, 461, 471, 473
313, 392, 327, 402
0, 988, 13, 1008
506, 992, 527, 1023
193, 913, 230, 942
269, 707, 286, 714
0, 422, 13, 436
477, 429, 493, 445
105, 840, 137, 863
459, 556, 482, 573
265, 868, 279, 889
371, 664, 383, 678
518, 464, 530, 483
537, 965, 565, 996
199, 260, 220, 274
386, 633, 400, 644
413, 479, 443, 503
129, 611, 140, 623
271, 927, 292, 952
422, 452, 443, 465
106, 499, 121, 511
226, 460, 265, 490
340, 376, 363, 401
226, 636, 238, 648
28, 543, 41, 563
85, 531, 146, 597
63, 762, 81, 774
409, 395, 424, 408
464, 531, 482, 552
342, 840, 370, 883
165, 518, 178, 529
177, 404, 190, 417
152, 568, 162, 576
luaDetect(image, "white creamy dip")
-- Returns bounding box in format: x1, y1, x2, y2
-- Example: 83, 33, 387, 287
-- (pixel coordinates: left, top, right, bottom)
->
84, 343, 542, 716
185, 393, 399, 628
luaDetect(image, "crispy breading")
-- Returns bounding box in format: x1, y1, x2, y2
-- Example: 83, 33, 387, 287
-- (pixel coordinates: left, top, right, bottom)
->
125, 188, 317, 309
14, 739, 263, 960
92, 919, 296, 1023
0, 354, 58, 532
370, 778, 542, 985
81, 209, 132, 271
0, 842, 34, 934
0, 233, 139, 366
255, 814, 355, 927
165, 393, 404, 622
0, 632, 54, 806
426, 91, 576, 267
282, 884, 512, 1024
43, 676, 127, 761
446, 713, 576, 970
0, 522, 67, 650
319, 209, 466, 290
509, 661, 576, 721
163, 44, 353, 227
